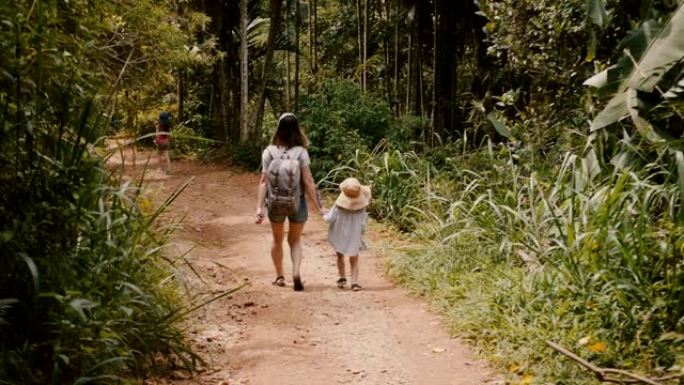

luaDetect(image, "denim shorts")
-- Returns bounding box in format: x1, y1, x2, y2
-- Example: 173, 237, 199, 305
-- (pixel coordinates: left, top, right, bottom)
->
268, 195, 308, 224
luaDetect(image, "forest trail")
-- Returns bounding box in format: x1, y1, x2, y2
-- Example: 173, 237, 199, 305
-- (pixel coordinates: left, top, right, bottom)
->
111, 150, 498, 385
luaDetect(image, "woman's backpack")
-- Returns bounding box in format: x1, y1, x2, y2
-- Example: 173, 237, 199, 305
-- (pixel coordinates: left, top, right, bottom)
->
265, 145, 303, 216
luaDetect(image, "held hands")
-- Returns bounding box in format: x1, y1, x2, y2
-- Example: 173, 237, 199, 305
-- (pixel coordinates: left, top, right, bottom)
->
255, 207, 265, 224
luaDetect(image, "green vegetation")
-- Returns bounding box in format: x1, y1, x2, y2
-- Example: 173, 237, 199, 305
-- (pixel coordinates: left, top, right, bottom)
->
3, 0, 684, 383
286, 1, 684, 383
0, 0, 211, 383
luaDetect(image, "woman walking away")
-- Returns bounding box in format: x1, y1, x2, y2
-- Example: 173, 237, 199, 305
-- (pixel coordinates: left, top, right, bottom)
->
154, 111, 172, 174
255, 113, 326, 291
323, 177, 371, 291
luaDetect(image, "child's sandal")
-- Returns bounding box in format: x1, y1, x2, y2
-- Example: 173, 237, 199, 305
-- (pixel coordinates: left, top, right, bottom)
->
272, 276, 286, 287
336, 278, 347, 289
351, 283, 363, 291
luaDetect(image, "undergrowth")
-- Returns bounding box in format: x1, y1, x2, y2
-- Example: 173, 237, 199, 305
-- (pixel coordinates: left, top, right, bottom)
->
341, 138, 684, 384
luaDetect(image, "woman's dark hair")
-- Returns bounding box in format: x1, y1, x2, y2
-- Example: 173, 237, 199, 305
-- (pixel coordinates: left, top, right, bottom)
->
271, 113, 309, 148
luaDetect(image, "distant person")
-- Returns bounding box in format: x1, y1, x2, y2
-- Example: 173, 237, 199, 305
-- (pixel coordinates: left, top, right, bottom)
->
154, 111, 172, 174
323, 177, 371, 291
255, 113, 327, 291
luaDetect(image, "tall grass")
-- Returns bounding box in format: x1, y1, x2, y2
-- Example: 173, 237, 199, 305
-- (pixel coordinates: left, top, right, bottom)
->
344, 139, 684, 383
0, 2, 198, 383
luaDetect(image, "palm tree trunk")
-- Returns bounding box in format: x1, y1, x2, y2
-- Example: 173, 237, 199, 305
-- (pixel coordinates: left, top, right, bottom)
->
254, 0, 283, 141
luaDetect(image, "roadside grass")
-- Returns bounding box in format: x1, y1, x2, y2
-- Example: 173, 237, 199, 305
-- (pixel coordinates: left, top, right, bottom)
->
343, 140, 684, 384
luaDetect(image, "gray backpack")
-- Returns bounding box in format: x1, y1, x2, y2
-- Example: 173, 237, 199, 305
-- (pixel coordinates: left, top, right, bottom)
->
266, 145, 303, 216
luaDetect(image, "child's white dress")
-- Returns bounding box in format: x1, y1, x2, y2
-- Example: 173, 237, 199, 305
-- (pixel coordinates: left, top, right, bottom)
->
323, 206, 368, 256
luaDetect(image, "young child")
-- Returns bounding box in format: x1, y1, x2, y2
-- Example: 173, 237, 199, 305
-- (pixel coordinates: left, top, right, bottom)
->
154, 111, 172, 174
323, 177, 371, 291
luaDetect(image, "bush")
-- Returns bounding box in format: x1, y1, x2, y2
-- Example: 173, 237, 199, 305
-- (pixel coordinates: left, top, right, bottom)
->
300, 80, 398, 182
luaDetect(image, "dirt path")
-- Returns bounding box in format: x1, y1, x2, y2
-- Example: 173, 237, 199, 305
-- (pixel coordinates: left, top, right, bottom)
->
115, 151, 498, 385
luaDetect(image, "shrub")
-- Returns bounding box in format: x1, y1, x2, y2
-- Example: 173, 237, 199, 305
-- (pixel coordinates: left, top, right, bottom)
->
300, 80, 398, 181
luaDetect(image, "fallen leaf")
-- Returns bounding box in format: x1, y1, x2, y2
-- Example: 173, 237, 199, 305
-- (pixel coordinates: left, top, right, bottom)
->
588, 341, 607, 353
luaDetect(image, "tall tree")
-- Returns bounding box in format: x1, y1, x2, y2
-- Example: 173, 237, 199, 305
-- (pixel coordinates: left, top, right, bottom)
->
254, 0, 284, 140
294, 0, 301, 111
357, 0, 364, 89
239, 0, 249, 142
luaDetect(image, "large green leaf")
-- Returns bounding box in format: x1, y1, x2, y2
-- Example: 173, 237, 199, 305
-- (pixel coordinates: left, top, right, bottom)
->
583, 21, 661, 92
627, 2, 684, 91
588, 3, 684, 131
486, 112, 511, 138
587, 0, 608, 28
590, 91, 629, 131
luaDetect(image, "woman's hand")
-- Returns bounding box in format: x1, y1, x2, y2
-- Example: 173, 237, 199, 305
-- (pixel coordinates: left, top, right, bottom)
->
255, 207, 265, 224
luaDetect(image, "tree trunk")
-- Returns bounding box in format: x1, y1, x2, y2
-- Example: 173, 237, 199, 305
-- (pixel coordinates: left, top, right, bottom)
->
434, 0, 458, 136
308, 0, 313, 71
294, 0, 300, 111
394, 0, 400, 116
178, 70, 185, 123
254, 0, 283, 141
356, 0, 363, 89
285, 0, 292, 110
406, 31, 411, 116
363, 0, 368, 93
312, 0, 317, 73
239, 0, 249, 142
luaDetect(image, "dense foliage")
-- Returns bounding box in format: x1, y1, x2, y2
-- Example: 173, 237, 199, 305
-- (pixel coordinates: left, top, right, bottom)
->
283, 1, 684, 384
0, 0, 206, 383
4, 0, 683, 383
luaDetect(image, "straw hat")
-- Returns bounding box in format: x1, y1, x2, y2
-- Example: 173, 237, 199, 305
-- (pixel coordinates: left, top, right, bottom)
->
335, 178, 371, 211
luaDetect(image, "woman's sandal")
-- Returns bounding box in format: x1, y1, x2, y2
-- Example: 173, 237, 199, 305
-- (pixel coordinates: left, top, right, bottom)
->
272, 276, 286, 287
351, 283, 363, 291
336, 278, 347, 289
293, 276, 304, 291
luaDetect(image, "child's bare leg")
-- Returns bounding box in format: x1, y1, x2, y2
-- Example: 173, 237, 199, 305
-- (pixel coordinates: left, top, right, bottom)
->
350, 255, 359, 286
336, 252, 346, 288
336, 252, 345, 278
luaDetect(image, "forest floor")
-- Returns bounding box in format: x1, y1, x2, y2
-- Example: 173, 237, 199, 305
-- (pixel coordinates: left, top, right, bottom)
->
109, 148, 500, 385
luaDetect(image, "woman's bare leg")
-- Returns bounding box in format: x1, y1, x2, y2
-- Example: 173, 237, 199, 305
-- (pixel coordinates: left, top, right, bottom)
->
270, 222, 285, 279
288, 221, 305, 291
164, 151, 171, 174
